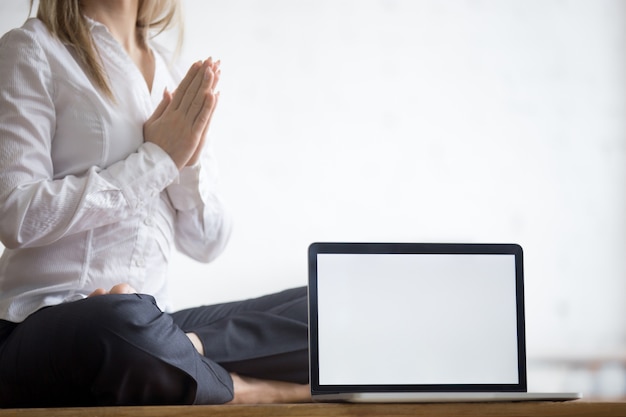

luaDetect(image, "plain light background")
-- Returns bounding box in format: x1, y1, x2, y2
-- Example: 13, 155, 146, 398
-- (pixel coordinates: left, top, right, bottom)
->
1, 0, 624, 393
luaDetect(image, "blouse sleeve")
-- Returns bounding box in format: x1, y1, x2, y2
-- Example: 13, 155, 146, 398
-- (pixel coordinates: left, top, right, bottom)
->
0, 27, 179, 249
166, 149, 232, 263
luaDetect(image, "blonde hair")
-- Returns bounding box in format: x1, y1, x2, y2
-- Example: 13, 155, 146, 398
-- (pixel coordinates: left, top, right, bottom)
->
30, 0, 183, 99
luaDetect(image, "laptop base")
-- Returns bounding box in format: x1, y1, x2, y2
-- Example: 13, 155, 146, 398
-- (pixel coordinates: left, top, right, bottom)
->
313, 391, 582, 403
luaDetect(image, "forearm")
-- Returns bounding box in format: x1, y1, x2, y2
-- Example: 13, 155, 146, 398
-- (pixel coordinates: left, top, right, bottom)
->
0, 143, 178, 249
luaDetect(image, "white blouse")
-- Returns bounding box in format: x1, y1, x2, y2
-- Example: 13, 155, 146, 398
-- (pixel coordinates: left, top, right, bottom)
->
0, 18, 231, 322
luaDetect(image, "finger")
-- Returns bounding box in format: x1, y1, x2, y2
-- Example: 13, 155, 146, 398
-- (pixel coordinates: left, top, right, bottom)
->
211, 67, 221, 91
146, 89, 171, 124
206, 90, 220, 127
88, 288, 107, 297
210, 60, 221, 91
179, 61, 213, 115
181, 71, 214, 131
192, 90, 217, 133
145, 88, 171, 124
109, 283, 137, 295
186, 91, 219, 167
171, 61, 203, 110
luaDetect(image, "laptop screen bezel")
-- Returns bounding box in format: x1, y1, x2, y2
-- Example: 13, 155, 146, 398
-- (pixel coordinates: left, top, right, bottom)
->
307, 242, 527, 394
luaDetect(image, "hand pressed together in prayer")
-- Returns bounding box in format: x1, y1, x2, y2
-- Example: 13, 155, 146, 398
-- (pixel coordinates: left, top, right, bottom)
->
143, 57, 221, 170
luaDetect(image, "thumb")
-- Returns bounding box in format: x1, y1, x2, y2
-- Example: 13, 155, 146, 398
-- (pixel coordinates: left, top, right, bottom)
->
146, 87, 172, 124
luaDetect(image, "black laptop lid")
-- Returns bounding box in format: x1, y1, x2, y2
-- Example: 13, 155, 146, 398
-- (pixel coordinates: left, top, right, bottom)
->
308, 242, 527, 395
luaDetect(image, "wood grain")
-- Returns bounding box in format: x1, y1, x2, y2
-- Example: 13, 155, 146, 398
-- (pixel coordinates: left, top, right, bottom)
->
2, 401, 625, 417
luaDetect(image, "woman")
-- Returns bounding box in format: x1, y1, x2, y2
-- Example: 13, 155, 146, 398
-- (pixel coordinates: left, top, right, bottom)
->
0, 0, 310, 407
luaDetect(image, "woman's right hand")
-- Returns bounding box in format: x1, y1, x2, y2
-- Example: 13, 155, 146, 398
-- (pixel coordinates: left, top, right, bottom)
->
143, 58, 219, 170
88, 283, 137, 297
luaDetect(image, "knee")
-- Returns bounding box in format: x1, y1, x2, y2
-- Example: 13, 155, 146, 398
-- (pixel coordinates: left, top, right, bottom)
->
82, 293, 162, 335
70, 294, 162, 367
73, 295, 199, 405
272, 287, 308, 323
77, 293, 179, 360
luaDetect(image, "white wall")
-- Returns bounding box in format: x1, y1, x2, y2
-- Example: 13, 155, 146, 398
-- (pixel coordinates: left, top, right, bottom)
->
1, 0, 625, 394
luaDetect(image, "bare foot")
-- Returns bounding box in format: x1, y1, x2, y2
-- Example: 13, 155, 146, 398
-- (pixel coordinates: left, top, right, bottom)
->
186, 332, 204, 355
227, 373, 311, 404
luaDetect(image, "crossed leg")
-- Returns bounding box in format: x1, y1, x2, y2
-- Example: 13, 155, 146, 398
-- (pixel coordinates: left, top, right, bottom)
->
89, 284, 312, 404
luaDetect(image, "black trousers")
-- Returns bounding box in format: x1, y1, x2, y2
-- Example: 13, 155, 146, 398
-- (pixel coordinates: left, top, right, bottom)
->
0, 287, 309, 407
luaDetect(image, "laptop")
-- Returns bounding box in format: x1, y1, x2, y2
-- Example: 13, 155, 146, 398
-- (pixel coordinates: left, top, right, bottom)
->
307, 242, 581, 402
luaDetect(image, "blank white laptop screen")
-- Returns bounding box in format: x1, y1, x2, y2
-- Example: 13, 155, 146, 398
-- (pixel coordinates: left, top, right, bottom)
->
315, 252, 519, 386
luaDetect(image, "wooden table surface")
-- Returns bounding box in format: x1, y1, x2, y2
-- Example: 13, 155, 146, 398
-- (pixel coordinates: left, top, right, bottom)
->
2, 401, 625, 417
